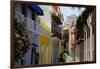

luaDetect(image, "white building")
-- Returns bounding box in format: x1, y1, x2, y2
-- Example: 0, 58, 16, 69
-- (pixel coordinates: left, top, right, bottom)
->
84, 10, 96, 61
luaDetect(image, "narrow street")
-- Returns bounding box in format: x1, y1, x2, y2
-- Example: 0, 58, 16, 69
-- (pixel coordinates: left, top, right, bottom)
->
14, 2, 96, 65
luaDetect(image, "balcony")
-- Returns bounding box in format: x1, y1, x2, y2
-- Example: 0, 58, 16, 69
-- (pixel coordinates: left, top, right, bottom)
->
15, 11, 51, 37
26, 17, 35, 32
52, 25, 62, 39
15, 11, 25, 23
52, 13, 62, 25
26, 16, 51, 37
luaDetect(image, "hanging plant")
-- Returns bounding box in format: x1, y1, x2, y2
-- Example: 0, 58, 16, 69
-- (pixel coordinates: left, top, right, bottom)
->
14, 17, 30, 63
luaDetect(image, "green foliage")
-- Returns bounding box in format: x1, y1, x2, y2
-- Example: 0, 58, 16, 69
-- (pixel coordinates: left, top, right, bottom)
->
59, 49, 70, 62
76, 7, 94, 40
63, 29, 69, 42
14, 18, 30, 62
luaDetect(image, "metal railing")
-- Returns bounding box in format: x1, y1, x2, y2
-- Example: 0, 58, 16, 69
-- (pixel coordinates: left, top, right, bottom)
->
15, 11, 51, 37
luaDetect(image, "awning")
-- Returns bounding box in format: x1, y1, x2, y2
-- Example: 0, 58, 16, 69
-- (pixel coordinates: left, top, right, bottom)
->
30, 3, 44, 15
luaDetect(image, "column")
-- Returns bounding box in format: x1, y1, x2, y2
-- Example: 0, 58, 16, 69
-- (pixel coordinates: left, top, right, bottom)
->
90, 24, 93, 61
85, 29, 88, 61
84, 30, 86, 61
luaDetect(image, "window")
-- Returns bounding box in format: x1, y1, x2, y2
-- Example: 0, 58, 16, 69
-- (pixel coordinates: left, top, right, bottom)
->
84, 32, 86, 40
15, 4, 22, 13
32, 10, 36, 21
92, 24, 95, 34
87, 28, 90, 38
20, 57, 25, 65
31, 47, 36, 64
46, 47, 48, 63
21, 4, 27, 16
41, 48, 44, 64
88, 28, 90, 37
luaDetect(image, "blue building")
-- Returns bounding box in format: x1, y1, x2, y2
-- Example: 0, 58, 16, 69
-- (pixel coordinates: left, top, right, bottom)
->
15, 3, 44, 65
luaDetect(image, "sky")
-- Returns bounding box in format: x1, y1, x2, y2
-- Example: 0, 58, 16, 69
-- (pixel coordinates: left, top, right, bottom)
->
60, 6, 85, 25
39, 5, 85, 29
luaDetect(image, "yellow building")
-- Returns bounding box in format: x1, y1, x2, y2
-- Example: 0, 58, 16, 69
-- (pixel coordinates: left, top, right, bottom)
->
39, 21, 51, 64
38, 5, 52, 64
39, 35, 51, 64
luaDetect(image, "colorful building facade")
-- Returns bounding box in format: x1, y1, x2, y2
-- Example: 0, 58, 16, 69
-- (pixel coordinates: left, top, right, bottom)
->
15, 3, 52, 65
